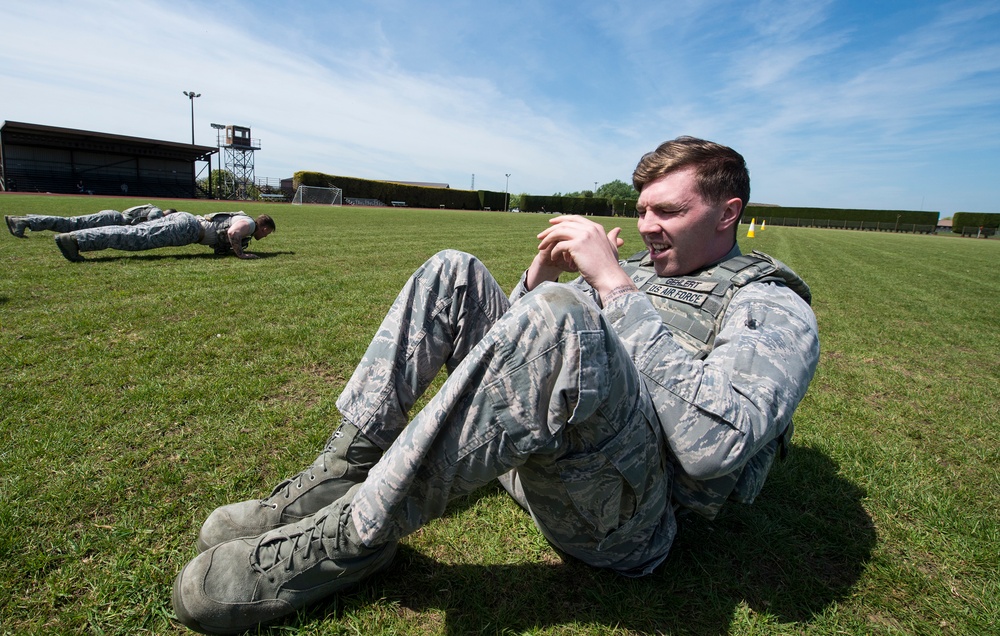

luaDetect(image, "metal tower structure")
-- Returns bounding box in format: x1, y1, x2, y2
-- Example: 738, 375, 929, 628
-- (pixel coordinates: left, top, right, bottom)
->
220, 125, 259, 200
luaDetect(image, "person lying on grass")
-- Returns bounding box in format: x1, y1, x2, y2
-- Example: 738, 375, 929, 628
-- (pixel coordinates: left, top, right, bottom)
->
51, 211, 274, 261
5, 203, 172, 237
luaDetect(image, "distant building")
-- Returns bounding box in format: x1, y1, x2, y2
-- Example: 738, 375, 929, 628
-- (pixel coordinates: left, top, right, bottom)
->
0, 120, 215, 198
280, 177, 296, 197
936, 218, 953, 232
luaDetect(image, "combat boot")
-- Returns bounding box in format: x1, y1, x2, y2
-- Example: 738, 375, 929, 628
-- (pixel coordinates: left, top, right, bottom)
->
197, 421, 382, 551
5, 215, 27, 238
54, 233, 85, 261
173, 483, 397, 634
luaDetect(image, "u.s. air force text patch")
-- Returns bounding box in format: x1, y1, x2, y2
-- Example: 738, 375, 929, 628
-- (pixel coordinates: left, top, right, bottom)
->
645, 278, 718, 307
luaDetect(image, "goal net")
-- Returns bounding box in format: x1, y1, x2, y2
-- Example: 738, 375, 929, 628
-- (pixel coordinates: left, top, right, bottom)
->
292, 185, 343, 205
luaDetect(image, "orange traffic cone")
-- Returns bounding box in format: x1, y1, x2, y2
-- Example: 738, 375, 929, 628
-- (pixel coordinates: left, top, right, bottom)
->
747, 218, 756, 238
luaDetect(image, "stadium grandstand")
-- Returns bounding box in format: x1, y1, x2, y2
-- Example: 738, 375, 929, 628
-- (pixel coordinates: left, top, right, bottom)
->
0, 121, 216, 198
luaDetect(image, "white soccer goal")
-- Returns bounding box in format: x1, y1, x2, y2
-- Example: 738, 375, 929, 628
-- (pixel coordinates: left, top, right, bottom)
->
291, 185, 343, 206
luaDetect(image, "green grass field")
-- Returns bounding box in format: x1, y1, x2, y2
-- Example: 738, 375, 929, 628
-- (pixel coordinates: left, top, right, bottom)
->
1, 194, 997, 635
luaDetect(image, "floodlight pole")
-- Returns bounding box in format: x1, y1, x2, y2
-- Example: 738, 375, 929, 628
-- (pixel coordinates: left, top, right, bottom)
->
211, 123, 224, 153
211, 123, 225, 199
505, 173, 511, 212
183, 91, 201, 144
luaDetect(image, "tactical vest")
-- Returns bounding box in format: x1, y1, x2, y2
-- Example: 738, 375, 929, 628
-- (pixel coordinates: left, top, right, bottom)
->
201, 212, 254, 253
620, 249, 813, 518
620, 250, 811, 358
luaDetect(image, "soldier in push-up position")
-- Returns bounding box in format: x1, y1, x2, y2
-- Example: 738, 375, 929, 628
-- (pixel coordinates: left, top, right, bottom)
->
50, 210, 274, 261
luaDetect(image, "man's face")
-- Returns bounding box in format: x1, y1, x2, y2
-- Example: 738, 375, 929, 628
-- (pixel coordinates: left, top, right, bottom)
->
635, 167, 729, 277
253, 226, 273, 240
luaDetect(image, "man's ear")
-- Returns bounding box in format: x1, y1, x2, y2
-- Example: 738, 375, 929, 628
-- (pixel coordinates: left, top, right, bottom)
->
718, 197, 743, 233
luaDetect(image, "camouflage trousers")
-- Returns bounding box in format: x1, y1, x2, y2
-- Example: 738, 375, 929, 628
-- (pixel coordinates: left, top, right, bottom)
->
72, 212, 201, 254
342, 250, 675, 576
24, 210, 128, 233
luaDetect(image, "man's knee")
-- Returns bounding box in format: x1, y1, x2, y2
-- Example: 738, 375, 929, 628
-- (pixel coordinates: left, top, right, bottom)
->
528, 282, 587, 304
521, 283, 602, 330
432, 248, 473, 262
418, 250, 500, 301
424, 249, 486, 279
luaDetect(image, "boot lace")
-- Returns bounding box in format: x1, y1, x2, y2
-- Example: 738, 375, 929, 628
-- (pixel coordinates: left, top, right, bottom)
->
257, 429, 345, 509
249, 506, 349, 578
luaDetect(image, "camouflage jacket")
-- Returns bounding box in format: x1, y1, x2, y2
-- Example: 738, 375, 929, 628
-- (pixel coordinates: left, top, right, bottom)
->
513, 244, 820, 519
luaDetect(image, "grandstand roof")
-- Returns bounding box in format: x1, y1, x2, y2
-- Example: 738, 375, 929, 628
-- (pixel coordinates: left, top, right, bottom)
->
1, 120, 216, 161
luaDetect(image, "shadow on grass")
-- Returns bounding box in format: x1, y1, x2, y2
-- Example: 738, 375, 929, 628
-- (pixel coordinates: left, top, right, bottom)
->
282, 445, 875, 635
81, 250, 294, 262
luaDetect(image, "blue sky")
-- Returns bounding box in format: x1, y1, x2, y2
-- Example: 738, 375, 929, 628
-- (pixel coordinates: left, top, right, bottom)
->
2, 0, 998, 215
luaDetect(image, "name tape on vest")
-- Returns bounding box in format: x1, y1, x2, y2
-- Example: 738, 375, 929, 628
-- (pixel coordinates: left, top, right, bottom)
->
646, 284, 709, 307
659, 278, 719, 293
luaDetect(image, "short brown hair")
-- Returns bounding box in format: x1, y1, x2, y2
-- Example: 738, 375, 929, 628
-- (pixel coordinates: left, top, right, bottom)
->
632, 136, 750, 221
255, 214, 276, 232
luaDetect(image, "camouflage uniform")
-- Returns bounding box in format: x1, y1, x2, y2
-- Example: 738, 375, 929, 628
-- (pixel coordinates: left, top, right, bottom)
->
71, 211, 202, 254
17, 204, 165, 233
68, 211, 253, 255
343, 250, 674, 575
341, 247, 818, 576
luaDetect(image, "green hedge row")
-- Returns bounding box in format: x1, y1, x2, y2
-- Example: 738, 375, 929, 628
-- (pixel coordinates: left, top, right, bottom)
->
952, 212, 1000, 230
514, 200, 942, 231
519, 195, 638, 216
749, 217, 937, 234
478, 190, 509, 211
289, 172, 988, 239
293, 171, 505, 210
746, 205, 939, 226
